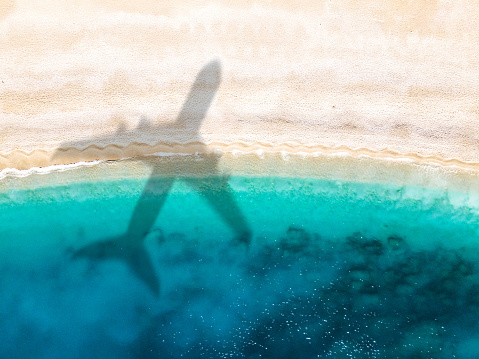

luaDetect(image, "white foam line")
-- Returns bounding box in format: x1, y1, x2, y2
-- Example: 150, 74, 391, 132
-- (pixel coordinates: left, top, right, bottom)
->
357, 154, 415, 163
0, 152, 204, 180
2, 150, 474, 181
0, 160, 103, 180
224, 149, 473, 173
147, 152, 195, 157
227, 148, 353, 159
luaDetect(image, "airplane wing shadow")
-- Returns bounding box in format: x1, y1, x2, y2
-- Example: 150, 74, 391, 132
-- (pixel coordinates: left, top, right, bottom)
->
183, 174, 252, 246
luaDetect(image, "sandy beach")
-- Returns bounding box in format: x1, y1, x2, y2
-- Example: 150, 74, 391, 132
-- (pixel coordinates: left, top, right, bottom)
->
1, 1, 479, 172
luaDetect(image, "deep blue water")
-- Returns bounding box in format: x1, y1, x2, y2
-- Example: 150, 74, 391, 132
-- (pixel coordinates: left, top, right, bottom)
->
1, 164, 479, 358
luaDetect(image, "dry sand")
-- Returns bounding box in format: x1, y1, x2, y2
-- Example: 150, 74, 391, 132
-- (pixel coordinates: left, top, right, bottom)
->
1, 1, 479, 172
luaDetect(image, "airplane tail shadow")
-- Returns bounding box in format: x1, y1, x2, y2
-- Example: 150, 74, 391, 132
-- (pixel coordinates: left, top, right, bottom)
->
74, 236, 160, 296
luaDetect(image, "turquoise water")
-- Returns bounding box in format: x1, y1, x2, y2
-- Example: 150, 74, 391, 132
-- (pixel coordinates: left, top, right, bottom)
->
1, 164, 479, 358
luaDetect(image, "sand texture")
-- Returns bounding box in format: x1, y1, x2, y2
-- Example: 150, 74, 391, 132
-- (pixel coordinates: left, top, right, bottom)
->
1, 1, 479, 170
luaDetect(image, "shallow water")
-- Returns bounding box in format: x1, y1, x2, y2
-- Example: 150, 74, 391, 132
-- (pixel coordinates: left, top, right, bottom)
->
1, 160, 479, 358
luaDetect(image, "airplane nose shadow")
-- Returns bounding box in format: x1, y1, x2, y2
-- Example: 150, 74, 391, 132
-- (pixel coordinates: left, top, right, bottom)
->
52, 60, 252, 296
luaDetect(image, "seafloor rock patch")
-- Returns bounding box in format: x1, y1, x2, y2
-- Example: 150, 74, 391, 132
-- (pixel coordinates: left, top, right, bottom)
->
127, 226, 479, 357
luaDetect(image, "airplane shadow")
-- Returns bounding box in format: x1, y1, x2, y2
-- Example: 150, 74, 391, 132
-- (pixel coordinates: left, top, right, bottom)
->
52, 60, 252, 296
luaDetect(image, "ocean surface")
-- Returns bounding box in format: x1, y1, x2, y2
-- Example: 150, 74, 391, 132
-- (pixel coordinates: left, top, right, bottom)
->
1, 156, 479, 358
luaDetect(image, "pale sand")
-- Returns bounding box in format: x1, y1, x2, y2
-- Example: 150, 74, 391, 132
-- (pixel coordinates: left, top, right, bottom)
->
1, 1, 479, 173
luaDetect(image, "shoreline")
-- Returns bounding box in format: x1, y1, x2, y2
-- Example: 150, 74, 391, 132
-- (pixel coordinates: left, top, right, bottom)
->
2, 141, 479, 173
3, 144, 479, 200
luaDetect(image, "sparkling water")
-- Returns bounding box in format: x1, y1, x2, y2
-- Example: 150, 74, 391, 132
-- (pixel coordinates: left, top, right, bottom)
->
1, 156, 479, 358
